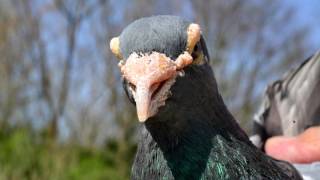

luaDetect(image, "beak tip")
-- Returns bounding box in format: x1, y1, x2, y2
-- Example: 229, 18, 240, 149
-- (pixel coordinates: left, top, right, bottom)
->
138, 114, 149, 123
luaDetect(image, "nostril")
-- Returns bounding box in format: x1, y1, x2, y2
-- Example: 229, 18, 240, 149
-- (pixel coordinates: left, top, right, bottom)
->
150, 83, 160, 93
151, 81, 166, 99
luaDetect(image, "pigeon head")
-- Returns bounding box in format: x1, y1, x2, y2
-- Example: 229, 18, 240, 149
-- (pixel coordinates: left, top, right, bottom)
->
110, 15, 212, 123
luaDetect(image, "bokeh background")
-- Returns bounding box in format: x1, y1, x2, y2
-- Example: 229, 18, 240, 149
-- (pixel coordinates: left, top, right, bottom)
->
0, 0, 320, 179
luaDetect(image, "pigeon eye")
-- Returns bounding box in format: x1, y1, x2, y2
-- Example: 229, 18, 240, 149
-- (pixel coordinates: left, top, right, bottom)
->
128, 82, 136, 92
122, 79, 136, 104
191, 42, 203, 64
193, 43, 199, 52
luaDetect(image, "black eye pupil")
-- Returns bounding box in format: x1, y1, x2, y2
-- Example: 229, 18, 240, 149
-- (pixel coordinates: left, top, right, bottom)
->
194, 44, 199, 51
192, 43, 200, 59
129, 82, 136, 91
123, 79, 136, 105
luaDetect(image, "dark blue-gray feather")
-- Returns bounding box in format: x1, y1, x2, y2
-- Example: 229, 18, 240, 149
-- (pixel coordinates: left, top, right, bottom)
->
119, 15, 189, 59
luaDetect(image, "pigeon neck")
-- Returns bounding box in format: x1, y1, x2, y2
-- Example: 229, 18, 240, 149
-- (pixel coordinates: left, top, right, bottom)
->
133, 119, 249, 179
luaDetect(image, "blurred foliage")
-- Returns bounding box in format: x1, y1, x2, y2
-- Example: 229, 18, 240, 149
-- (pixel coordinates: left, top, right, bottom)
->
0, 128, 136, 180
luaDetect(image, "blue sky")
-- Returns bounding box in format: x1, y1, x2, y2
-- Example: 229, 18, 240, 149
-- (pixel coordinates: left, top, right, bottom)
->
284, 0, 320, 52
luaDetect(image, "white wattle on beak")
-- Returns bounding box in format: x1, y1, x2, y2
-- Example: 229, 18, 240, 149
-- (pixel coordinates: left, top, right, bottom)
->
119, 52, 193, 122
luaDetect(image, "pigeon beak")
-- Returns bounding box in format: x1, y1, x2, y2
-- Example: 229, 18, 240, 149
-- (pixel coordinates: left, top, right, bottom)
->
135, 81, 153, 122
119, 52, 176, 122
119, 51, 193, 122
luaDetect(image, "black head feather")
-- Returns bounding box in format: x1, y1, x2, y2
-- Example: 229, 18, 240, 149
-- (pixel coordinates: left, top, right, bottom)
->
119, 15, 189, 59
